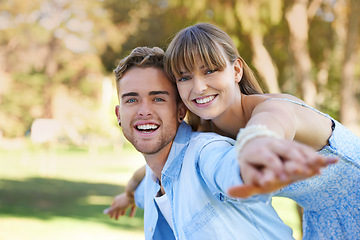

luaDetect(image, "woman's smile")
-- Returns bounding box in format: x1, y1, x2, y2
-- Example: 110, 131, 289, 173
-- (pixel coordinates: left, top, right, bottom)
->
192, 94, 217, 106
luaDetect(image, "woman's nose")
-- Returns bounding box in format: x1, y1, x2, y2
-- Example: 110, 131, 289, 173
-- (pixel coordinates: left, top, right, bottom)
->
193, 77, 207, 95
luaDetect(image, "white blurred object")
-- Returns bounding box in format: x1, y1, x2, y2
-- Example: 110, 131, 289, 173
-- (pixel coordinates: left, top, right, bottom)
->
31, 118, 62, 144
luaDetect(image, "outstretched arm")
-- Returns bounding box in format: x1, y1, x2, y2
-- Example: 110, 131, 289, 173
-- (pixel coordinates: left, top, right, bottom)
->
228, 133, 337, 198
125, 165, 146, 196
103, 165, 146, 219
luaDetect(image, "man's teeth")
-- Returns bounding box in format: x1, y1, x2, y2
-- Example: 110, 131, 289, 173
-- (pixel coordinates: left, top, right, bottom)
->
137, 124, 158, 130
195, 96, 215, 104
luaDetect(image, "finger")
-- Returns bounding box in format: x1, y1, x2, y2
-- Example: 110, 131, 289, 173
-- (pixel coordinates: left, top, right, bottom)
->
240, 163, 264, 186
284, 160, 310, 175
259, 168, 278, 186
120, 209, 125, 216
103, 208, 110, 215
115, 211, 120, 220
227, 185, 262, 198
308, 156, 338, 170
129, 206, 137, 217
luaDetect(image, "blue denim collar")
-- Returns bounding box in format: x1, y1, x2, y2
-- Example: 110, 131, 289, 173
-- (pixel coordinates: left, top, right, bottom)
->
161, 121, 192, 182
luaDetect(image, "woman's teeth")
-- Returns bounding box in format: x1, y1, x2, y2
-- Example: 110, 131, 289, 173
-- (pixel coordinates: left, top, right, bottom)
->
195, 95, 215, 104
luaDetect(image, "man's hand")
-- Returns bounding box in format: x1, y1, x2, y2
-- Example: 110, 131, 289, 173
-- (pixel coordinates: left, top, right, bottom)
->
103, 192, 136, 220
228, 137, 338, 198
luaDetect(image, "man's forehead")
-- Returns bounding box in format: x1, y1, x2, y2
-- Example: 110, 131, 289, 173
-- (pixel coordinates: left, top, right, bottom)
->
119, 67, 175, 93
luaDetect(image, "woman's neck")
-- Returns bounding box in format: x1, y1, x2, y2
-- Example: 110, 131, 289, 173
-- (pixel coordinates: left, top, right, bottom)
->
211, 94, 249, 139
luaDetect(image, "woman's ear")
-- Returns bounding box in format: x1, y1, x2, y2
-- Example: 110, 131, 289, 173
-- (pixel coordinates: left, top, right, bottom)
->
177, 102, 187, 123
234, 58, 243, 83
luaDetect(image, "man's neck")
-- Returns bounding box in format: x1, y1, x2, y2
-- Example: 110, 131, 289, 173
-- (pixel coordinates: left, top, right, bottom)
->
143, 141, 173, 181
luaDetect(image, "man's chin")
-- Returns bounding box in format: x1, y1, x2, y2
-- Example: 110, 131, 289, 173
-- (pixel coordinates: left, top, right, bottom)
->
134, 145, 161, 155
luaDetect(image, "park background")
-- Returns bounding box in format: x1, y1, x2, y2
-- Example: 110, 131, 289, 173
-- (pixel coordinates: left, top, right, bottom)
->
0, 0, 359, 239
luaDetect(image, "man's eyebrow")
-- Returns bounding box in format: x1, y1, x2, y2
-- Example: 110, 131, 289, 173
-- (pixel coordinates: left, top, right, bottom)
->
149, 91, 169, 96
121, 92, 138, 99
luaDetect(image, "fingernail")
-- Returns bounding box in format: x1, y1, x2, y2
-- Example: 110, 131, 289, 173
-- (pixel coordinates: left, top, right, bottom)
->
103, 209, 109, 214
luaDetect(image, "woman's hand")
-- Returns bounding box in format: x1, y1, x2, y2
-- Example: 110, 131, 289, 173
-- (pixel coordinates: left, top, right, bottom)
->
103, 192, 136, 219
229, 137, 338, 198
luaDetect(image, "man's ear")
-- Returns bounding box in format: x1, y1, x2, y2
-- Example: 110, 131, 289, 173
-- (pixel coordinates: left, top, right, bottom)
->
115, 105, 121, 125
234, 58, 243, 83
177, 102, 187, 122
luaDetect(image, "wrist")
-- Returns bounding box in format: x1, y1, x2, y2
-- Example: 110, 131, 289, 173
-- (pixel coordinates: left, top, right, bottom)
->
236, 125, 281, 153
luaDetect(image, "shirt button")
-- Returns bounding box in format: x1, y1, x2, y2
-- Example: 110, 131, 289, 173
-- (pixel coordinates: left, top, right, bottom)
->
149, 227, 153, 232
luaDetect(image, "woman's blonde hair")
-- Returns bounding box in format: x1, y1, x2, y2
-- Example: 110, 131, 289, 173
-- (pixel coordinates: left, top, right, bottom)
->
164, 23, 263, 130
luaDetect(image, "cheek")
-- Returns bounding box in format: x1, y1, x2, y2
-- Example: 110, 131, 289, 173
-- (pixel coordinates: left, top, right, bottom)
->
176, 84, 189, 99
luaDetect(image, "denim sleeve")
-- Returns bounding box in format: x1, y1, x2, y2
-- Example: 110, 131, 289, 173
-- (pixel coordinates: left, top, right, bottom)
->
197, 140, 243, 194
134, 177, 145, 209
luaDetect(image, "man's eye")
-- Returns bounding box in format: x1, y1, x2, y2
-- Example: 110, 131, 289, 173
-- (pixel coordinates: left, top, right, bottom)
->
154, 97, 165, 102
126, 98, 137, 103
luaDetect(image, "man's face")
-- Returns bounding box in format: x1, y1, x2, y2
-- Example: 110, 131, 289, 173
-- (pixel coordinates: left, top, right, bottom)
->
116, 67, 186, 155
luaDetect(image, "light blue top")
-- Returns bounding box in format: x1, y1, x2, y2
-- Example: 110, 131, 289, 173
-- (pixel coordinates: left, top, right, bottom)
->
135, 122, 294, 240
271, 98, 360, 240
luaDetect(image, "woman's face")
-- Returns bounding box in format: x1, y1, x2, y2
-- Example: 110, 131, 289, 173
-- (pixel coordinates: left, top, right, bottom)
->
175, 53, 242, 120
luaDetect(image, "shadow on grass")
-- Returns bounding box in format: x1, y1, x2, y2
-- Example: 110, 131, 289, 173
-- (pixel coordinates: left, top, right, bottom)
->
0, 177, 144, 231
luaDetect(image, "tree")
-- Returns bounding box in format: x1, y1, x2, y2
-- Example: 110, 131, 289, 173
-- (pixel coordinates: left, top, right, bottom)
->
335, 0, 360, 134
285, 0, 324, 106
0, 0, 116, 137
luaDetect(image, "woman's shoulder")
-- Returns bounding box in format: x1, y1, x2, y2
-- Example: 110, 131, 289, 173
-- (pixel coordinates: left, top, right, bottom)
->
244, 93, 304, 111
261, 93, 305, 103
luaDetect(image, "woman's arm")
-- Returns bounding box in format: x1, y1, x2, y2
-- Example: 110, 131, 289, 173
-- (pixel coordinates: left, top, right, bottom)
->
103, 165, 146, 219
229, 135, 337, 198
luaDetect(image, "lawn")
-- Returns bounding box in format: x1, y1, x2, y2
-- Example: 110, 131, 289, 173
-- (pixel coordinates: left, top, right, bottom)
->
0, 143, 302, 240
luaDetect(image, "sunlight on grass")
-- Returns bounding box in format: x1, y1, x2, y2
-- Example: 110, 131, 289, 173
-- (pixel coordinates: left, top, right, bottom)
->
0, 217, 144, 240
0, 146, 145, 240
0, 146, 302, 240
272, 197, 302, 240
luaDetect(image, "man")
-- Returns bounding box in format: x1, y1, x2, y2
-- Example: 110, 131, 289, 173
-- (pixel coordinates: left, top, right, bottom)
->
106, 46, 333, 239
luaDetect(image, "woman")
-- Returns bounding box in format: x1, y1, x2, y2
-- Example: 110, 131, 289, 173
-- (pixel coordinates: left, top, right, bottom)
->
163, 23, 360, 239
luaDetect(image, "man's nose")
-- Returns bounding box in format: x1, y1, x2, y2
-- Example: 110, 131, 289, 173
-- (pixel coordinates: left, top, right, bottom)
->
193, 77, 207, 95
137, 101, 153, 117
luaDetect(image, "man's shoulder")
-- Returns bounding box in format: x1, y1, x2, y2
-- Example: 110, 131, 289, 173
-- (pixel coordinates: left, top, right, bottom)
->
189, 131, 236, 147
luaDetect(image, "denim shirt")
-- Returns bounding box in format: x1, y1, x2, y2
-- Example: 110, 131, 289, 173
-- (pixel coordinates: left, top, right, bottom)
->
135, 122, 294, 240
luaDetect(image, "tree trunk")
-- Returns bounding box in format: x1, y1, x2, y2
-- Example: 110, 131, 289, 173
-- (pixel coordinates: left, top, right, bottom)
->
340, 0, 360, 135
43, 36, 59, 119
249, 33, 280, 93
285, 0, 317, 106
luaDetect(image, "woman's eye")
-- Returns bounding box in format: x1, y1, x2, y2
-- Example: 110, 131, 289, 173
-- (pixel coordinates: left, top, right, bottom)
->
206, 69, 217, 74
177, 76, 190, 82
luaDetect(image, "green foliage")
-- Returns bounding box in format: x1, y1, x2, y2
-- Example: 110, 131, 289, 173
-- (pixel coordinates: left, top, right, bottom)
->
0, 0, 359, 138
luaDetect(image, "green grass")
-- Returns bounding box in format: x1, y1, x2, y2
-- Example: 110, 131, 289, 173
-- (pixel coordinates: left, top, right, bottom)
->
0, 145, 145, 240
0, 144, 302, 240
272, 197, 302, 240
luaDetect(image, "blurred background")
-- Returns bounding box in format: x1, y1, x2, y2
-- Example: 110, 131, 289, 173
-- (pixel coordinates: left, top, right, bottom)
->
0, 0, 359, 239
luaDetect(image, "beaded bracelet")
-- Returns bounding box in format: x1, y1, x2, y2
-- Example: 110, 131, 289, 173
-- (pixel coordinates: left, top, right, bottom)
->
236, 125, 282, 153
